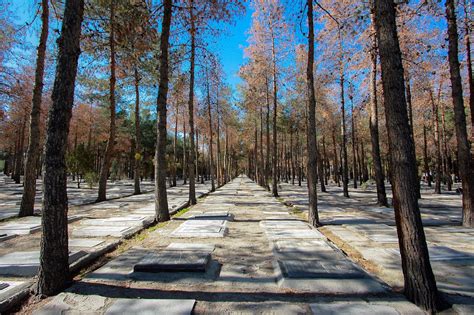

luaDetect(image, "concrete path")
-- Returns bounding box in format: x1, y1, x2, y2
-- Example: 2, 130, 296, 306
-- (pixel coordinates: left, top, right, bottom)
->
33, 176, 424, 314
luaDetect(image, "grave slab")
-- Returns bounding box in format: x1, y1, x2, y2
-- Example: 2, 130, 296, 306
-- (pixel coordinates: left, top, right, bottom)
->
278, 259, 365, 279
310, 301, 422, 315
105, 298, 195, 315
68, 238, 105, 249
134, 250, 211, 272
72, 226, 137, 238
0, 251, 87, 276
166, 243, 215, 252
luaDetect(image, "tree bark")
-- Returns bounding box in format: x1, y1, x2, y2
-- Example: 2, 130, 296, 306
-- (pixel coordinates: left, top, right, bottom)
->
154, 0, 172, 222
97, 1, 117, 202
20, 0, 49, 217
446, 0, 474, 227
206, 69, 215, 192
36, 0, 84, 297
375, 0, 442, 311
133, 66, 141, 195
429, 87, 442, 194
271, 37, 279, 197
187, 0, 197, 205
306, 0, 320, 227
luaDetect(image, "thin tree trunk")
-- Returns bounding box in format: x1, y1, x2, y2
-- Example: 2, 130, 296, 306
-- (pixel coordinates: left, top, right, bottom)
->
375, 0, 443, 311
173, 103, 178, 187
339, 44, 349, 197
187, 0, 196, 204
37, 0, 84, 296
133, 66, 141, 195
306, 0, 319, 226
429, 87, 442, 194
423, 124, 432, 187
265, 76, 270, 190
464, 0, 474, 146
350, 95, 358, 189
369, 7, 389, 206
20, 0, 49, 217
207, 71, 215, 192
446, 0, 474, 227
97, 1, 117, 202
271, 37, 278, 197
154, 0, 172, 222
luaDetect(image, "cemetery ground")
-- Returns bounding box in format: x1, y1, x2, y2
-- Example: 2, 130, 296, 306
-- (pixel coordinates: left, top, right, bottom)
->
0, 175, 473, 314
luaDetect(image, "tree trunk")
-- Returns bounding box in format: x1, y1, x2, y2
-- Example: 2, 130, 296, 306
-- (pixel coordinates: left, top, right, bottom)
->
20, 0, 49, 217
173, 103, 178, 187
446, 0, 474, 227
271, 37, 279, 197
97, 1, 117, 202
154, 0, 172, 222
187, 0, 196, 204
464, 0, 474, 146
265, 76, 271, 190
429, 87, 442, 194
368, 6, 389, 206
423, 125, 432, 187
207, 71, 215, 191
306, 0, 319, 226
36, 0, 84, 296
350, 96, 358, 189
339, 45, 349, 198
133, 66, 141, 195
375, 0, 443, 311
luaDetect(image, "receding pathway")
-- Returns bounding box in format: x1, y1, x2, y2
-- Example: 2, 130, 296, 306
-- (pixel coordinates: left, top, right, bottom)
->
33, 175, 424, 314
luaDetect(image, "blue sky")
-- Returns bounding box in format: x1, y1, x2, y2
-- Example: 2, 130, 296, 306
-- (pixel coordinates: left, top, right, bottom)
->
8, 0, 253, 92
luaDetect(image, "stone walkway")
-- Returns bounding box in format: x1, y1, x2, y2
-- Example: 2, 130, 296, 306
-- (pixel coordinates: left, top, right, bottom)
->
33, 176, 425, 314
0, 180, 211, 312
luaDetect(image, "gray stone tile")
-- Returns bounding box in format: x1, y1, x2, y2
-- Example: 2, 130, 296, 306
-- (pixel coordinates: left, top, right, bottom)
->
278, 260, 365, 279
0, 250, 87, 277
134, 250, 211, 272
105, 298, 195, 315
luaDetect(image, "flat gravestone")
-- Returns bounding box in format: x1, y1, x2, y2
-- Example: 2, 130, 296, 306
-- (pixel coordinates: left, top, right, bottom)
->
0, 250, 87, 276
0, 223, 41, 235
278, 259, 365, 279
166, 243, 215, 252
310, 302, 402, 315
266, 229, 325, 239
69, 238, 105, 248
105, 298, 195, 315
0, 283, 9, 290
194, 211, 231, 219
367, 234, 399, 243
72, 226, 136, 238
171, 225, 226, 238
184, 219, 226, 226
134, 250, 210, 272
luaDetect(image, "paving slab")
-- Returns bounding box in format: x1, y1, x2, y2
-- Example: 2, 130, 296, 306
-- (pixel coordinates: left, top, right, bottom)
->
310, 301, 424, 315
105, 298, 195, 315
0, 251, 87, 276
265, 229, 325, 240
278, 259, 366, 279
69, 238, 106, 249
134, 250, 211, 272
166, 243, 215, 252
72, 225, 138, 238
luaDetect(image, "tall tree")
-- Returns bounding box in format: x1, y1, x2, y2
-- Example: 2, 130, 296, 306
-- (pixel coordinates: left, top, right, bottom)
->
36, 0, 84, 296
155, 0, 173, 222
306, 0, 320, 227
19, 0, 49, 217
374, 0, 442, 311
445, 0, 474, 227
368, 0, 387, 206
97, 0, 117, 202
